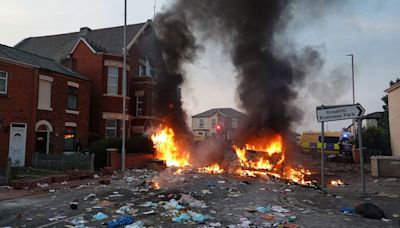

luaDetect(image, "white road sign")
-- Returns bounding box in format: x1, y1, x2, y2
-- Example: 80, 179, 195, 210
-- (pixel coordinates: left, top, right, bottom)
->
316, 103, 365, 122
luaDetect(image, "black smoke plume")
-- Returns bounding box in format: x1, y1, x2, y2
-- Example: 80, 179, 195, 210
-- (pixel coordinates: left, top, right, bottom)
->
155, 0, 324, 143
154, 9, 200, 140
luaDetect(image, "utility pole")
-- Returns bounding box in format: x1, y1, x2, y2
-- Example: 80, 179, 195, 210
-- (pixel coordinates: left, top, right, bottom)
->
347, 54, 355, 135
121, 0, 127, 172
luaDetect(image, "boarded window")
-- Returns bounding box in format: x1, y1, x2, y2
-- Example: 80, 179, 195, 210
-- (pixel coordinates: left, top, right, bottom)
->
38, 79, 52, 110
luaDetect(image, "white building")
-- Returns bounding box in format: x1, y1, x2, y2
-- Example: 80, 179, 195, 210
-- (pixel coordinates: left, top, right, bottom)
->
385, 82, 400, 157
191, 108, 245, 141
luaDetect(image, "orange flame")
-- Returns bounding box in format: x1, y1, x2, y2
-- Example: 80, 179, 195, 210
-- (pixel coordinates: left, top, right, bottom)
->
151, 127, 190, 167
198, 163, 224, 174
330, 179, 344, 186
234, 135, 312, 185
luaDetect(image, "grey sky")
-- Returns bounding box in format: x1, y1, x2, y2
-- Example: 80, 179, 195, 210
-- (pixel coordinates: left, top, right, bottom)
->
1, 0, 399, 132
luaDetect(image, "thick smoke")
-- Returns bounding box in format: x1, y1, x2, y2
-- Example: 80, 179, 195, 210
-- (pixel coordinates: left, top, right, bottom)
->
154, 9, 200, 141
155, 0, 324, 144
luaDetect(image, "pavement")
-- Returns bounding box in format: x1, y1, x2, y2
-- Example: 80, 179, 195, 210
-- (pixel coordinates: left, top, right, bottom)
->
0, 156, 399, 227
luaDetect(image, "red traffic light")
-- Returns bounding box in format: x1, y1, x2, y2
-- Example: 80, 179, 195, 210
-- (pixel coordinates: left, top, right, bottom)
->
216, 125, 221, 130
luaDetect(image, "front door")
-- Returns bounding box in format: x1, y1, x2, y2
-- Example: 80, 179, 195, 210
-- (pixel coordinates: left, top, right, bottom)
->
35, 132, 47, 153
8, 123, 27, 167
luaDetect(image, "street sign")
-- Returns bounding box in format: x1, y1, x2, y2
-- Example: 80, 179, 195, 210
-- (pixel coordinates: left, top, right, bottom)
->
316, 103, 365, 123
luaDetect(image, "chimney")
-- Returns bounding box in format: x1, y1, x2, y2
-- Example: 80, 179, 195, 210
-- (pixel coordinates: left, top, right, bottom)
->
79, 27, 91, 37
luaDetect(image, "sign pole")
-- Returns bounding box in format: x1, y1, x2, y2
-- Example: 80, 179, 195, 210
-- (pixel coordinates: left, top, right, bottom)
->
357, 119, 366, 197
321, 121, 326, 195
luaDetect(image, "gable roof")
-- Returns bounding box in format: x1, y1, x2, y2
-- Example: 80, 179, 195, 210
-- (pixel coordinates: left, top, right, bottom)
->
385, 81, 400, 93
192, 108, 246, 118
15, 21, 149, 62
0, 43, 87, 80
363, 111, 384, 120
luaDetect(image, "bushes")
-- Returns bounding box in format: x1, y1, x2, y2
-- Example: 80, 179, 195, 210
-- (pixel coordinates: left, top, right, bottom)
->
89, 135, 154, 168
90, 138, 121, 168
126, 135, 154, 154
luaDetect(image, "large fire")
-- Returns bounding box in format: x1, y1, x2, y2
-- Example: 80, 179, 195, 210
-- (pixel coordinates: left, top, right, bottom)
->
151, 127, 190, 167
151, 127, 312, 185
234, 135, 312, 185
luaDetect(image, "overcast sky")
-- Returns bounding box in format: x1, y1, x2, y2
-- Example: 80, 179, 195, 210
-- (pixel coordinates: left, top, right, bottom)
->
1, 0, 399, 133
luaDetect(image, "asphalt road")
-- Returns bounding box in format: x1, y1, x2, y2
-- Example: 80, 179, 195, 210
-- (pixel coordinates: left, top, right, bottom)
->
0, 168, 399, 227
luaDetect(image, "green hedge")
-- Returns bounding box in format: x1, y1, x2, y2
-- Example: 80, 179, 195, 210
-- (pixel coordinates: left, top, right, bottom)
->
89, 135, 154, 168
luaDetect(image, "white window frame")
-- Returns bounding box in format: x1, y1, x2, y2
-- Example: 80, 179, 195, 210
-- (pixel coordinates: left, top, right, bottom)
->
199, 119, 204, 129
107, 67, 119, 95
0, 71, 8, 95
232, 118, 238, 128
106, 119, 117, 138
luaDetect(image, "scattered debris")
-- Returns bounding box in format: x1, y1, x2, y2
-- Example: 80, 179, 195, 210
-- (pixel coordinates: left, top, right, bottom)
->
69, 216, 86, 227
70, 200, 79, 210
48, 215, 67, 221
92, 212, 108, 221
37, 183, 49, 188
355, 202, 386, 219
340, 207, 355, 214
125, 220, 145, 228
106, 215, 134, 228
180, 194, 208, 208
376, 192, 399, 198
83, 193, 96, 201
143, 210, 155, 215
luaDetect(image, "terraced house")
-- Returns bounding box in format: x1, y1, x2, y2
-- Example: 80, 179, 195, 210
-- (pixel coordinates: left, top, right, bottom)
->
16, 20, 163, 141
0, 44, 90, 167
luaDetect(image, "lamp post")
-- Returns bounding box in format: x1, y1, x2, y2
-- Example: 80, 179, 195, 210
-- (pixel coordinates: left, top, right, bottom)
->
347, 54, 355, 135
121, 0, 127, 172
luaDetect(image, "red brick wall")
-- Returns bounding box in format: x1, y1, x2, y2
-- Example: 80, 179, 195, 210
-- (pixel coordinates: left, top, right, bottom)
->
0, 58, 90, 166
0, 60, 37, 166
35, 70, 90, 154
72, 41, 104, 140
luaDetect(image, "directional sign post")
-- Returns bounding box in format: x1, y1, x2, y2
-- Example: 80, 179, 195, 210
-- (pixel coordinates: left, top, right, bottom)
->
316, 103, 365, 123
316, 103, 366, 197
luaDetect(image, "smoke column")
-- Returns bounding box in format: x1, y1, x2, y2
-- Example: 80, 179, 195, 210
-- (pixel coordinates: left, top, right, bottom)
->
154, 9, 199, 140
155, 0, 324, 143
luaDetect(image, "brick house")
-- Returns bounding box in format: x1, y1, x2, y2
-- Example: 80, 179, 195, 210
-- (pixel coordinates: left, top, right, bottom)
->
0, 44, 90, 167
192, 108, 246, 141
16, 20, 163, 141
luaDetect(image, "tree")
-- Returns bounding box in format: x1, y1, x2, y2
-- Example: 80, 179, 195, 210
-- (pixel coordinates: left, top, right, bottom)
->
355, 80, 393, 156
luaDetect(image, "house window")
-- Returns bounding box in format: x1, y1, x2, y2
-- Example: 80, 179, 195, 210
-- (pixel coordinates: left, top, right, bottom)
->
212, 119, 216, 128
232, 118, 238, 128
138, 58, 153, 77
107, 67, 118, 95
139, 64, 146, 76
106, 119, 117, 138
64, 127, 76, 151
136, 95, 144, 116
67, 86, 78, 110
0, 71, 8, 94
38, 76, 53, 110
199, 119, 204, 129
